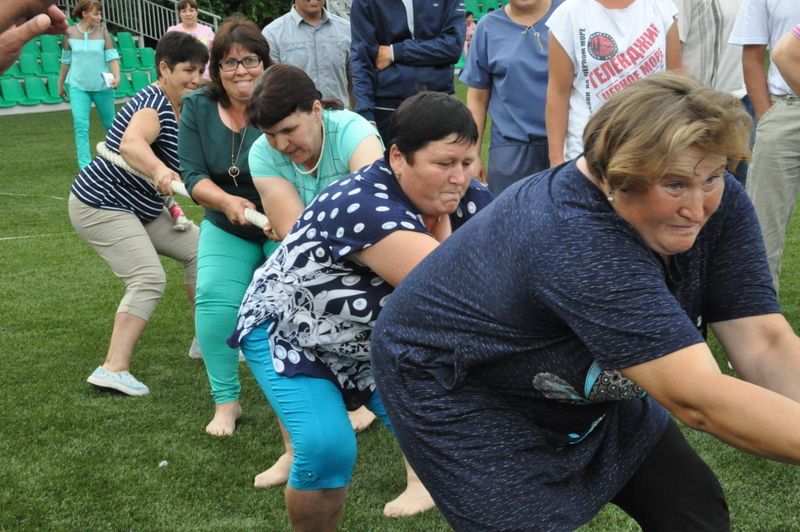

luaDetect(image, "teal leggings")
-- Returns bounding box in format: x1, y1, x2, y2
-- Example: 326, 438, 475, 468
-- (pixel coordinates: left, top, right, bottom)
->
68, 86, 116, 169
195, 220, 278, 404
241, 323, 393, 490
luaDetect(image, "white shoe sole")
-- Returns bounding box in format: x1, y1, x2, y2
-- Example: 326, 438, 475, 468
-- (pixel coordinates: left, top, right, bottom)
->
87, 374, 149, 396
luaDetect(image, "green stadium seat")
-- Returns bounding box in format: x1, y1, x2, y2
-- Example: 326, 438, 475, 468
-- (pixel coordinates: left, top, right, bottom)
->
139, 47, 155, 70
119, 48, 141, 72
18, 53, 44, 76
1, 78, 41, 105
23, 76, 62, 104
21, 38, 41, 57
40, 52, 61, 75
45, 74, 64, 101
131, 70, 150, 92
465, 0, 480, 16
115, 73, 135, 97
147, 68, 157, 82
40, 34, 62, 55
1, 62, 21, 79
116, 31, 137, 50
0, 94, 15, 108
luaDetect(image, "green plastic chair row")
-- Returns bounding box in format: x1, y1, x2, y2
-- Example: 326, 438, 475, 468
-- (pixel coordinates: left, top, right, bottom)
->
114, 69, 157, 98
119, 47, 155, 72
18, 34, 63, 57
0, 76, 62, 106
4, 53, 62, 78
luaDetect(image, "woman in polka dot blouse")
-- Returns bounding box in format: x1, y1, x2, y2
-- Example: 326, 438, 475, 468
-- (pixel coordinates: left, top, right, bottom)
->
230, 91, 493, 530
243, 63, 385, 489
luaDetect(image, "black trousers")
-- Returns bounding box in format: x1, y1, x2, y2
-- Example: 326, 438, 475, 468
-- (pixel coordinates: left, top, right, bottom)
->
611, 418, 730, 531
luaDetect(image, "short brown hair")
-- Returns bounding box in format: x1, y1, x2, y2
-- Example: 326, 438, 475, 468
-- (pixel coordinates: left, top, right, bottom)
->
177, 0, 198, 11
583, 72, 752, 192
72, 0, 102, 19
206, 14, 271, 107
247, 64, 343, 130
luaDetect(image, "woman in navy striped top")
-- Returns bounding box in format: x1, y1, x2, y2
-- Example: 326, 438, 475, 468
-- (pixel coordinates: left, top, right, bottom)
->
68, 32, 208, 396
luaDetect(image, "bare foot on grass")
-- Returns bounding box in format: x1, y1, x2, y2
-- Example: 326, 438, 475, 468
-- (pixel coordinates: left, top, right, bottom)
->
253, 452, 293, 488
348, 405, 376, 433
383, 478, 435, 518
205, 401, 242, 436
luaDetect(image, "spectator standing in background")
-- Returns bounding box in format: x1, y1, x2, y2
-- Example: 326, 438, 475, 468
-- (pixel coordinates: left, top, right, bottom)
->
262, 0, 352, 108
350, 0, 466, 140
729, 0, 800, 291
545, 0, 681, 166
463, 10, 476, 56
166, 0, 214, 79
460, 0, 562, 195
58, 0, 120, 170
675, 0, 750, 185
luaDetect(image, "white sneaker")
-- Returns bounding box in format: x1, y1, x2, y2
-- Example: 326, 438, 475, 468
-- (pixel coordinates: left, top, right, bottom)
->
87, 366, 150, 396
188, 337, 203, 359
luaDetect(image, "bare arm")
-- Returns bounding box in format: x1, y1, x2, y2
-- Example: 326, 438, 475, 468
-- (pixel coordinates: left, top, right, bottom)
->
255, 135, 384, 239
621, 342, 800, 464
253, 177, 305, 239
742, 44, 771, 119
545, 35, 574, 167
351, 230, 440, 287
664, 21, 682, 71
772, 31, 800, 96
119, 107, 176, 194
465, 86, 489, 184
712, 313, 800, 402
347, 134, 383, 172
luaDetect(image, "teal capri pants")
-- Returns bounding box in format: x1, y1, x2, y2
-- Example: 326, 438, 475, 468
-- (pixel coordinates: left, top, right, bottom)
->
241, 322, 393, 490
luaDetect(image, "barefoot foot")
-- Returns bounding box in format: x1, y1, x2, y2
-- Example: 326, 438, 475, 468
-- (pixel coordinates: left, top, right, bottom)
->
205, 401, 242, 436
348, 405, 376, 433
253, 452, 293, 488
383, 480, 435, 518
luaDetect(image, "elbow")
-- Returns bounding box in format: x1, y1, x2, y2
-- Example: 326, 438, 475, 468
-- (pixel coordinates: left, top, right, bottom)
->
672, 404, 712, 432
119, 137, 135, 160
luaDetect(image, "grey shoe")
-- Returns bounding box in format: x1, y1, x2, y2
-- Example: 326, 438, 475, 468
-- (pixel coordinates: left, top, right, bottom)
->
87, 366, 150, 396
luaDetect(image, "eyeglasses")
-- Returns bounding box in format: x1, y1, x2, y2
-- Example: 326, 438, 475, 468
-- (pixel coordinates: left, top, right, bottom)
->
218, 55, 261, 72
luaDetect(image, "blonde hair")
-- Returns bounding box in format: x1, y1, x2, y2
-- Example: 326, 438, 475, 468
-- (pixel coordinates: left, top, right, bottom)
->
583, 72, 752, 192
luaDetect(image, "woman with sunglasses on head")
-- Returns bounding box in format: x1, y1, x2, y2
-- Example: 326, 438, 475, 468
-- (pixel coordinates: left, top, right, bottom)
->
174, 15, 274, 436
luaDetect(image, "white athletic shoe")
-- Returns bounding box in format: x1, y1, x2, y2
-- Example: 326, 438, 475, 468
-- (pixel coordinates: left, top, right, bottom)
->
188, 337, 203, 359
87, 366, 150, 396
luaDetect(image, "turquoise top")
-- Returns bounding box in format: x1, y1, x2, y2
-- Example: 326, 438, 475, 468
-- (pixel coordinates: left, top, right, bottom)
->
61, 25, 119, 92
248, 109, 381, 205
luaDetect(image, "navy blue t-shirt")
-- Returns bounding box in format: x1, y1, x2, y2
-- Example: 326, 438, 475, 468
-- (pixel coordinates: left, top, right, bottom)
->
373, 160, 780, 522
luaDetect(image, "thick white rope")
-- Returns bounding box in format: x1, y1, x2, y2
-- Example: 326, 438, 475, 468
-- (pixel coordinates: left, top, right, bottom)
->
95, 142, 270, 230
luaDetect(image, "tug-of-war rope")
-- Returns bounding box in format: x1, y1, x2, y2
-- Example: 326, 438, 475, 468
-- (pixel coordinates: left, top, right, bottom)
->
95, 142, 270, 230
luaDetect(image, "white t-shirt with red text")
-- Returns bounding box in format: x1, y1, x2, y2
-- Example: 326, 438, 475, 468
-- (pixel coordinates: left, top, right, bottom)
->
547, 0, 677, 159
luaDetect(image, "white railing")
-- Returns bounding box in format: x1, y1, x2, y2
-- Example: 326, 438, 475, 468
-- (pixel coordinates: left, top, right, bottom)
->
59, 0, 220, 46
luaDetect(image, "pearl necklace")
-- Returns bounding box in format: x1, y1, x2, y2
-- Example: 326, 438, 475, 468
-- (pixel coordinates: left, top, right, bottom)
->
292, 116, 326, 176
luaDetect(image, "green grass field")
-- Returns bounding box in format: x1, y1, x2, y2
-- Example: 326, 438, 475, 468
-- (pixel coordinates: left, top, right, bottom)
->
1, 101, 799, 531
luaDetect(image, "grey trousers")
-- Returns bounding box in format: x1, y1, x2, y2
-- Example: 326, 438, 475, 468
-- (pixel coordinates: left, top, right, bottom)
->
745, 95, 800, 291
68, 193, 198, 320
